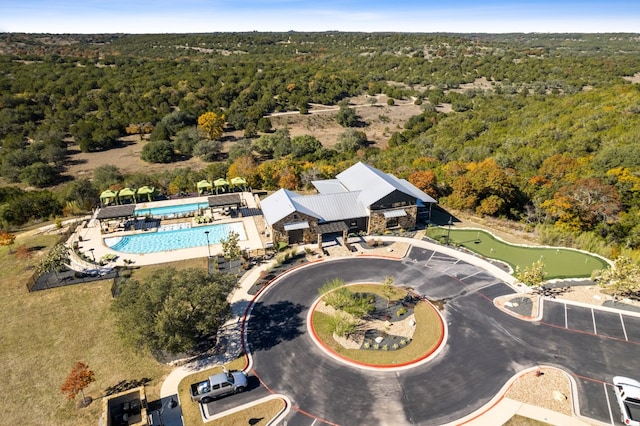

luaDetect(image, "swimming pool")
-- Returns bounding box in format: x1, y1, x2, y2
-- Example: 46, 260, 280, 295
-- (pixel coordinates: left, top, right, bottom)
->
104, 222, 246, 254
135, 202, 209, 218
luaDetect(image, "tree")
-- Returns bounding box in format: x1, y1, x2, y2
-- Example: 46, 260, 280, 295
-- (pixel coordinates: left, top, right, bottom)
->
0, 230, 16, 253
37, 242, 70, 279
19, 162, 59, 187
221, 230, 242, 261
197, 111, 225, 140
141, 140, 174, 163
60, 361, 95, 407
514, 259, 546, 288
382, 276, 395, 311
335, 129, 368, 153
335, 100, 358, 128
92, 165, 123, 191
595, 256, 640, 300
111, 268, 238, 353
192, 139, 222, 162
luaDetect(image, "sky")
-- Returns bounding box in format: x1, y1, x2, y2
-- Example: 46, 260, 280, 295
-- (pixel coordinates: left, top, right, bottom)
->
1, 0, 639, 34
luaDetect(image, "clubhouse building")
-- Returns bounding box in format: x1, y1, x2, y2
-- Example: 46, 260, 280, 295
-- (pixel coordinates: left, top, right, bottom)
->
260, 162, 436, 246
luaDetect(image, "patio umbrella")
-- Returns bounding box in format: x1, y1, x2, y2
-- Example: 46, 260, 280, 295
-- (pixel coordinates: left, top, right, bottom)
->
196, 180, 213, 194
136, 186, 155, 202
99, 189, 118, 206
118, 187, 136, 204
230, 176, 247, 191
214, 178, 229, 194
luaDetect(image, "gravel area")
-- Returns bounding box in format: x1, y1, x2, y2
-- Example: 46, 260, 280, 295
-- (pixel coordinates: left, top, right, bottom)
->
505, 367, 573, 416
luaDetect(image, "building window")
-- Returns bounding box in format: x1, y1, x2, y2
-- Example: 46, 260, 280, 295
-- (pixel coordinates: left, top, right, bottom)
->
349, 220, 357, 227
386, 217, 399, 228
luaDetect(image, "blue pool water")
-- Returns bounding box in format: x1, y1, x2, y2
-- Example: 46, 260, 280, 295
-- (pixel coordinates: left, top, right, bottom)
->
135, 202, 209, 218
105, 222, 246, 254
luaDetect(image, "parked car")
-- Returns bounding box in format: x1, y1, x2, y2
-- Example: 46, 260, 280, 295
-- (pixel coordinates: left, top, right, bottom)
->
613, 376, 640, 425
190, 370, 248, 404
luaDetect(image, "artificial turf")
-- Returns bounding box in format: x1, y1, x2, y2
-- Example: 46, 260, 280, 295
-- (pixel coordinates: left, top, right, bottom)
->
426, 228, 609, 279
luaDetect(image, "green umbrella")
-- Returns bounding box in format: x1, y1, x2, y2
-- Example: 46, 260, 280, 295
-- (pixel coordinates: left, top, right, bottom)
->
196, 180, 213, 194
99, 189, 118, 206
118, 187, 136, 204
136, 186, 155, 202
214, 178, 229, 194
230, 177, 247, 191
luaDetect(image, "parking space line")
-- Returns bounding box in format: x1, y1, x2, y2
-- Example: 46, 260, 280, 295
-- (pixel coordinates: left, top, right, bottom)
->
620, 313, 629, 341
592, 308, 597, 334
604, 382, 615, 425
564, 302, 568, 329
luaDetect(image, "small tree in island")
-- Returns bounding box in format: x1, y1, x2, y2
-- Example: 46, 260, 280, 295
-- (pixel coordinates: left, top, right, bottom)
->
61, 361, 96, 408
514, 259, 546, 288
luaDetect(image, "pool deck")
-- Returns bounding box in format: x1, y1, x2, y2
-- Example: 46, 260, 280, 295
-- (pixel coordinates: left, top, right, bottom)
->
68, 193, 268, 268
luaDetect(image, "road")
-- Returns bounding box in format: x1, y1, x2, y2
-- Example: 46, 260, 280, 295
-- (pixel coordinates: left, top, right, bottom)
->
244, 246, 639, 425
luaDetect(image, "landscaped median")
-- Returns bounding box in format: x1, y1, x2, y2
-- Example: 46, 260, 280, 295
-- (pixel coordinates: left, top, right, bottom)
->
426, 227, 609, 279
309, 283, 445, 368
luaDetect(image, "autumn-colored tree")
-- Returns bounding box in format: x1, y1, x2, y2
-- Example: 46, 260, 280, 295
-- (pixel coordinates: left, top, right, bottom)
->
60, 362, 95, 407
278, 166, 299, 190
538, 153, 580, 182
228, 155, 258, 187
197, 112, 225, 140
541, 178, 620, 232
0, 231, 16, 253
408, 170, 438, 198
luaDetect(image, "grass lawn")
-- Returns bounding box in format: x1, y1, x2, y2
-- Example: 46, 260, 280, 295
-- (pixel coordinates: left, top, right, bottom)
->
426, 228, 609, 279
177, 357, 285, 426
0, 231, 205, 426
311, 284, 443, 365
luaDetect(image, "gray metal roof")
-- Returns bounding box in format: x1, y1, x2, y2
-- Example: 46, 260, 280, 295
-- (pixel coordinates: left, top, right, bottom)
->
208, 193, 242, 207
283, 221, 310, 231
317, 221, 349, 234
383, 209, 408, 218
336, 162, 437, 206
260, 189, 319, 226
311, 179, 348, 194
295, 191, 368, 222
336, 162, 400, 207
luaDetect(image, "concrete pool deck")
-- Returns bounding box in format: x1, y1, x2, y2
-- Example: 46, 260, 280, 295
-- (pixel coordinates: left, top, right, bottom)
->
68, 193, 267, 268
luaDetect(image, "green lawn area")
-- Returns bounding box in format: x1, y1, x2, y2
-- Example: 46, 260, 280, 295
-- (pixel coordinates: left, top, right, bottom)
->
0, 231, 210, 426
426, 227, 609, 279
312, 284, 443, 365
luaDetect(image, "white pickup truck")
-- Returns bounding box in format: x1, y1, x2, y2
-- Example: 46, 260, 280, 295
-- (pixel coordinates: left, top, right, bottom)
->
190, 370, 248, 404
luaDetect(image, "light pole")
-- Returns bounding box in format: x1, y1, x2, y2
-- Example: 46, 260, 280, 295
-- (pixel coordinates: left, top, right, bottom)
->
88, 248, 96, 263
446, 216, 453, 245
157, 397, 177, 426
204, 231, 211, 258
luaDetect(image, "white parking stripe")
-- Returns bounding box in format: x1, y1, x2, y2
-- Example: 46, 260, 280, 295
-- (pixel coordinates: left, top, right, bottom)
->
564, 302, 568, 328
604, 382, 615, 425
592, 308, 597, 334
620, 313, 629, 341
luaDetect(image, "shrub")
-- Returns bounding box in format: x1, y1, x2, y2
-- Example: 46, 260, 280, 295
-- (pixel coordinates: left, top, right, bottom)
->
328, 312, 359, 337
396, 307, 407, 316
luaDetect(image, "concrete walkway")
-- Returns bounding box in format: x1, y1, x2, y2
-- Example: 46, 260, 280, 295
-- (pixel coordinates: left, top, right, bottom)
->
158, 236, 608, 426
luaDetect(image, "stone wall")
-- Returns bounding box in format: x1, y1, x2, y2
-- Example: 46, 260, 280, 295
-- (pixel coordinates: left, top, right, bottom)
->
271, 212, 318, 245
368, 205, 418, 234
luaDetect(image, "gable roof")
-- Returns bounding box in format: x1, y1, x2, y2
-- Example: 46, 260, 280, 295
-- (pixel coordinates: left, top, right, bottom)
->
311, 179, 348, 195
261, 189, 319, 226
295, 191, 368, 222
336, 162, 436, 206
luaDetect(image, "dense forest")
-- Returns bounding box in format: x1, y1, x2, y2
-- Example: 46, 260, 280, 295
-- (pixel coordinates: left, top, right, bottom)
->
2, 32, 640, 260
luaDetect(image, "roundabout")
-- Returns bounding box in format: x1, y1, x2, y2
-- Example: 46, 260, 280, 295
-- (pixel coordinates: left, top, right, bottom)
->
242, 242, 639, 425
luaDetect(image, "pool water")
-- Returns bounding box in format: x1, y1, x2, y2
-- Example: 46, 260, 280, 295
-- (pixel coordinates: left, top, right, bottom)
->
135, 202, 209, 218
105, 222, 246, 254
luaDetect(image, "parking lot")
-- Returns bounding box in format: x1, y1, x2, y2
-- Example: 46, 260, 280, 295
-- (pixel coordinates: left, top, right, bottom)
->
541, 300, 640, 424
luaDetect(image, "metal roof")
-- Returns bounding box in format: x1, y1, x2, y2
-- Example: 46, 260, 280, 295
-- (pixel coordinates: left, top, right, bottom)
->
390, 175, 437, 204
294, 191, 368, 222
336, 162, 397, 207
283, 221, 310, 231
311, 179, 348, 194
96, 205, 136, 220
383, 209, 408, 218
260, 189, 319, 226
